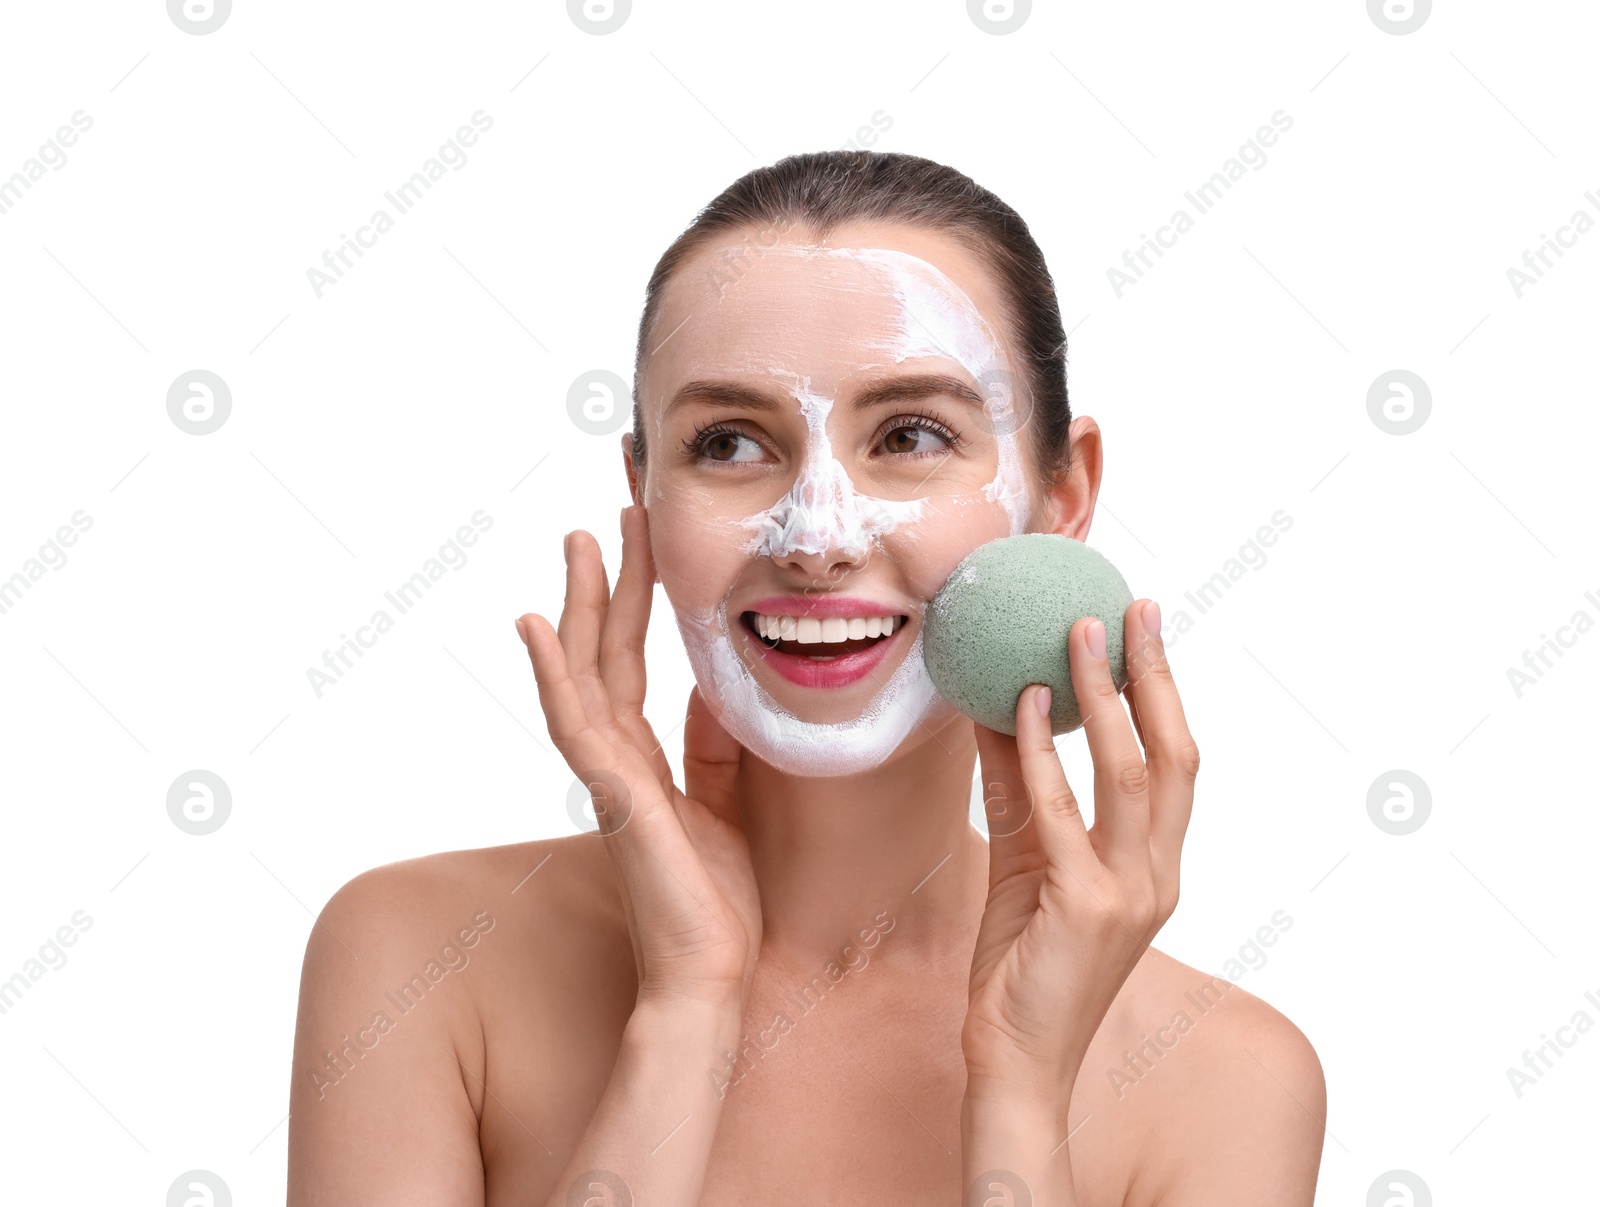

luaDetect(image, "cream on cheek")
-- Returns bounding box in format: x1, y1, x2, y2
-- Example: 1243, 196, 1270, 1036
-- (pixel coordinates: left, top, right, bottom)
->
645, 245, 1034, 778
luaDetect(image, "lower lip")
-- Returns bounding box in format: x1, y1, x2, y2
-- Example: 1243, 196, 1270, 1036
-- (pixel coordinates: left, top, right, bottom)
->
744, 617, 907, 688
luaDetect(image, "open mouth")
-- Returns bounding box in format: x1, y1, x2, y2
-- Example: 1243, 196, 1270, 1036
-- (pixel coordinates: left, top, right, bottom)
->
740, 610, 909, 661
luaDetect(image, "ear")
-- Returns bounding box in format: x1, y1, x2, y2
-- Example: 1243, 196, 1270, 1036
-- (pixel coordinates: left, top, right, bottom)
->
1038, 415, 1102, 541
619, 432, 659, 584
620, 432, 643, 508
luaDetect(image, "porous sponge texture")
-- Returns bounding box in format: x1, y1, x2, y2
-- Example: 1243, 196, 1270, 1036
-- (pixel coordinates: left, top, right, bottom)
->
923, 534, 1134, 736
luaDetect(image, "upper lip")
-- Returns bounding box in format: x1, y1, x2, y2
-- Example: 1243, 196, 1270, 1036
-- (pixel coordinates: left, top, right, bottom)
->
742, 594, 910, 620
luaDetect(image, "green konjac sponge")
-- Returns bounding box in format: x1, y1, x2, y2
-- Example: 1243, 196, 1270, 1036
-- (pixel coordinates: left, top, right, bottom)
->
923, 534, 1135, 736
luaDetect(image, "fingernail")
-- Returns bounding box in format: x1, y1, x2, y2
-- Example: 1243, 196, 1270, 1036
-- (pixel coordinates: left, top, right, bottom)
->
514, 617, 528, 648
620, 505, 628, 537
1142, 600, 1162, 641
1086, 618, 1107, 661
1035, 684, 1052, 716
563, 532, 573, 563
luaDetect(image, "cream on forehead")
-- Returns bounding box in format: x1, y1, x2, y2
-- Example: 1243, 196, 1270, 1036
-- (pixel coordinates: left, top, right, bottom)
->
845, 245, 1009, 391
690, 244, 1032, 546
697, 244, 1004, 389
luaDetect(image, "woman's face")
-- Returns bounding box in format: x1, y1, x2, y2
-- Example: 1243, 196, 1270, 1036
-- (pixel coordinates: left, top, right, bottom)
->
631, 221, 1046, 777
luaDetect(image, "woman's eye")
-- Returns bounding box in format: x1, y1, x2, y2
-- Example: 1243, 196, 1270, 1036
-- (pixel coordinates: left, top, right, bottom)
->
700, 429, 765, 462
881, 420, 955, 457
689, 415, 958, 464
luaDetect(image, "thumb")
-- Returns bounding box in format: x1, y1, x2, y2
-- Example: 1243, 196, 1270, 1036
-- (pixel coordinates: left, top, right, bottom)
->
681, 684, 742, 825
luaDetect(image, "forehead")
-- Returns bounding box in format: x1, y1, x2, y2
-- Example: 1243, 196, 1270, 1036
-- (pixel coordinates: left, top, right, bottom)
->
644, 224, 1013, 402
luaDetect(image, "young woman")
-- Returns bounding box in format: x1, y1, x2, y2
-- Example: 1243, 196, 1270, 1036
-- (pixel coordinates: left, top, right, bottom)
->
286, 151, 1325, 1206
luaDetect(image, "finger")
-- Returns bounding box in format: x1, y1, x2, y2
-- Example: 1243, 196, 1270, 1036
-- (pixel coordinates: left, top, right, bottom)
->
972, 715, 1045, 883
556, 529, 616, 720
544, 525, 674, 806
1011, 679, 1096, 874
681, 684, 743, 828
520, 611, 699, 899
517, 610, 626, 801
600, 506, 673, 789
599, 506, 652, 713
1071, 614, 1150, 879
1127, 662, 1148, 750
1122, 599, 1200, 875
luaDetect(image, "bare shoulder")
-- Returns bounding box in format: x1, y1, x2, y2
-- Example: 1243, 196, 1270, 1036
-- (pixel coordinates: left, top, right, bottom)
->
316, 834, 595, 911
287, 835, 623, 1206
299, 834, 626, 1035
310, 832, 623, 953
1101, 947, 1326, 1207
302, 838, 568, 1005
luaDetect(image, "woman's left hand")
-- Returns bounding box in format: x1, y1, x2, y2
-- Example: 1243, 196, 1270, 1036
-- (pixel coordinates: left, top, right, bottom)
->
963, 599, 1200, 1109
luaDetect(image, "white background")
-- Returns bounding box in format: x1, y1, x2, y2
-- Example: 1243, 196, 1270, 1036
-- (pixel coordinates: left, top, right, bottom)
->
1, 1, 1595, 1202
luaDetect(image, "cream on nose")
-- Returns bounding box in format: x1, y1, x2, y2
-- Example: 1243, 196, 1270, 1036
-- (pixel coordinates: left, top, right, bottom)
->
738, 385, 927, 561
750, 453, 873, 561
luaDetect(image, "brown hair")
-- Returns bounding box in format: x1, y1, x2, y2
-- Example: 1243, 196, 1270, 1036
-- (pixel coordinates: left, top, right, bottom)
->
630, 149, 1071, 485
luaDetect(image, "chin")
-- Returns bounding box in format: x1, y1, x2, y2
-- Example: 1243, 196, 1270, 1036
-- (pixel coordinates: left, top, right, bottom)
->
674, 599, 953, 779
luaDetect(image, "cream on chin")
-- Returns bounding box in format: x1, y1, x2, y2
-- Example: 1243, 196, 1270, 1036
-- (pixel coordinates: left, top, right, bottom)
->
671, 596, 948, 778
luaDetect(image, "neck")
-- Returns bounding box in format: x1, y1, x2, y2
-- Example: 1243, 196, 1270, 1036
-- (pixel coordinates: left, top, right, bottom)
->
731, 706, 991, 978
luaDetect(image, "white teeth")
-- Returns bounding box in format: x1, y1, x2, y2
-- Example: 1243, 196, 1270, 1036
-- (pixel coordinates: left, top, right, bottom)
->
752, 611, 900, 645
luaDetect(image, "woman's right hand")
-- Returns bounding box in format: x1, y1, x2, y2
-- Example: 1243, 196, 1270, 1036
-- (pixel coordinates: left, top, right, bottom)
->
516, 503, 762, 1016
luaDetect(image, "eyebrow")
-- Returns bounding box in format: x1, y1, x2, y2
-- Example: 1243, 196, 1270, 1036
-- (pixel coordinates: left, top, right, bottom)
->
665, 373, 987, 418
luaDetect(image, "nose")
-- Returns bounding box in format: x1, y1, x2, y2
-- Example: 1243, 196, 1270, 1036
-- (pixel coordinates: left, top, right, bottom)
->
777, 533, 872, 588
746, 452, 877, 580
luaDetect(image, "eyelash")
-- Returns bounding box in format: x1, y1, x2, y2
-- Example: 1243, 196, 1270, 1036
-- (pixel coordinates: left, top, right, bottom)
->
681, 410, 963, 464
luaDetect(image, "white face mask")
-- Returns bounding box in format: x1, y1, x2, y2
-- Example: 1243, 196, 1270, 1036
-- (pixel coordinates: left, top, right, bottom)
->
642, 242, 1033, 777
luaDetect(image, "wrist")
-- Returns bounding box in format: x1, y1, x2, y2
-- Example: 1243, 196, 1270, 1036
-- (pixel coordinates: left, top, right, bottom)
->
961, 1094, 1076, 1207
964, 1060, 1078, 1119
629, 991, 744, 1041
624, 995, 749, 1107
962, 1081, 1072, 1138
